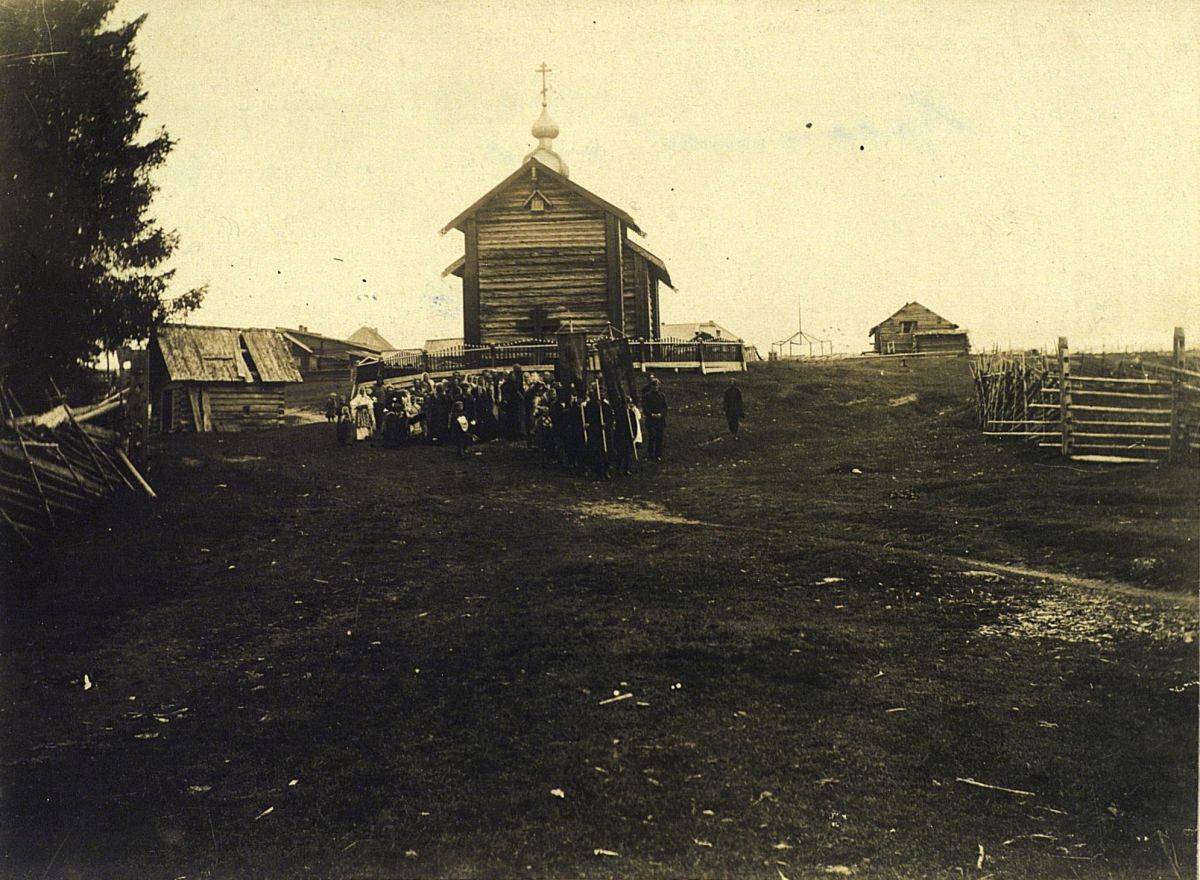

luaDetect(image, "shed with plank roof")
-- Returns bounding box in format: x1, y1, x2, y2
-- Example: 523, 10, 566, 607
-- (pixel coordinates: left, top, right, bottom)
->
149, 324, 302, 432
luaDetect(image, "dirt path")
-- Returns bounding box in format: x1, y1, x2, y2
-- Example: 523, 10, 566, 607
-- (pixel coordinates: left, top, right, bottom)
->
939, 557, 1198, 604
574, 495, 1196, 613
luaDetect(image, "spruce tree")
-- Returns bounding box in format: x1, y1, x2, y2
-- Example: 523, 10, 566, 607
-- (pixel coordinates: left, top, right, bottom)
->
0, 0, 202, 403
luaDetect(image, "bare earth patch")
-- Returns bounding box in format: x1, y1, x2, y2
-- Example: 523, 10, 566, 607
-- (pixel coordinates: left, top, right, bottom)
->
178, 453, 265, 466
576, 498, 714, 527
285, 408, 328, 426
979, 586, 1198, 645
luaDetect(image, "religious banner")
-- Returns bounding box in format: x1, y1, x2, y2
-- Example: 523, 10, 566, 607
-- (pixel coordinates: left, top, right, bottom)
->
596, 338, 639, 403
556, 331, 589, 392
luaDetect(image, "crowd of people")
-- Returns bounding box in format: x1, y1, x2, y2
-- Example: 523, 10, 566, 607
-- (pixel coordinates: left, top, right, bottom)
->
324, 365, 744, 479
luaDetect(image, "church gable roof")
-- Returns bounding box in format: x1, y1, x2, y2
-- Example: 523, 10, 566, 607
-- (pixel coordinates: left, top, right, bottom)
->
440, 157, 643, 236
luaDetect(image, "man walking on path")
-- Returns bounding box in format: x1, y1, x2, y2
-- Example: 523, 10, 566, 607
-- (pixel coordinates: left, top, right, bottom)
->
723, 377, 744, 438
643, 377, 668, 462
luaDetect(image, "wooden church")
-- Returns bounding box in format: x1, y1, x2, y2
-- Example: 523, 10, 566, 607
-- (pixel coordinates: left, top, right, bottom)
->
441, 70, 673, 346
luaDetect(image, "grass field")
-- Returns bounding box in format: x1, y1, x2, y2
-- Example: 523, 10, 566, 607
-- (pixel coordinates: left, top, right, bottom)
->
2, 357, 1196, 879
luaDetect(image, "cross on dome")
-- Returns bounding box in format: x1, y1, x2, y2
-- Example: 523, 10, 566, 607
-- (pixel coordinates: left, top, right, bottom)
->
536, 62, 551, 108
525, 61, 568, 177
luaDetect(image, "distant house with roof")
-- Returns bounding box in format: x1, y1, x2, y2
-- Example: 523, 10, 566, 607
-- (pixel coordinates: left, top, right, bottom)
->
660, 321, 741, 341
347, 325, 395, 351
868, 303, 970, 355
149, 324, 301, 432
423, 337, 465, 353
277, 325, 382, 374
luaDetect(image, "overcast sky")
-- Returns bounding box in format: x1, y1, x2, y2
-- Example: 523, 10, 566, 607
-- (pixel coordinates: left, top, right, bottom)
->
115, 0, 1199, 354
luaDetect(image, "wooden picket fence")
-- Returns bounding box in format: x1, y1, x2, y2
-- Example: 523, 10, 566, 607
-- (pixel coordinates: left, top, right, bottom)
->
973, 328, 1198, 464
355, 337, 748, 385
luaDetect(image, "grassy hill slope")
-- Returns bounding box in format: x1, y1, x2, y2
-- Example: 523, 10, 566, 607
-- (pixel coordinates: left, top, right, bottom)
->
1, 357, 1195, 879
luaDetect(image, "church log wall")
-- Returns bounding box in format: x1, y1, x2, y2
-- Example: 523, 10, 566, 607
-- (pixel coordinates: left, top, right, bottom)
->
623, 248, 653, 338
476, 173, 612, 341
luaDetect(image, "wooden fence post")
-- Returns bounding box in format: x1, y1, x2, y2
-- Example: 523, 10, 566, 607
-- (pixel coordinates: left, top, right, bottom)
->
1058, 336, 1072, 457
697, 341, 706, 374
1170, 327, 1186, 463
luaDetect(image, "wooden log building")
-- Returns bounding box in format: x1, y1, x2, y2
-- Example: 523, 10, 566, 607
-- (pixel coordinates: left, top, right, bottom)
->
441, 81, 673, 346
149, 324, 302, 432
869, 302, 970, 355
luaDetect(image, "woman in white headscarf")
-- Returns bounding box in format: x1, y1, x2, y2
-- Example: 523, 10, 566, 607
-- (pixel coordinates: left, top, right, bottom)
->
349, 387, 375, 441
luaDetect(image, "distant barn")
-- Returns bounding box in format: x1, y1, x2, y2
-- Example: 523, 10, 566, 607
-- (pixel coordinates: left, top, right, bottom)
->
278, 325, 382, 375
869, 302, 970, 355
150, 324, 301, 432
441, 91, 673, 344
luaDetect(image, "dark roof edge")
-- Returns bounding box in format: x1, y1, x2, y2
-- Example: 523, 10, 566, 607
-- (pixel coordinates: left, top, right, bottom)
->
624, 239, 673, 288
439, 157, 644, 236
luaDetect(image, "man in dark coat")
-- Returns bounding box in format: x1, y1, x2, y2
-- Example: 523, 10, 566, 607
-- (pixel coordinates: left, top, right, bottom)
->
372, 379, 386, 437
380, 395, 400, 448
642, 377, 668, 462
429, 385, 450, 444
549, 389, 569, 466
723, 377, 744, 438
335, 404, 353, 446
473, 383, 497, 442
612, 396, 637, 475
565, 389, 587, 470
499, 366, 526, 440
584, 386, 614, 480
448, 399, 471, 457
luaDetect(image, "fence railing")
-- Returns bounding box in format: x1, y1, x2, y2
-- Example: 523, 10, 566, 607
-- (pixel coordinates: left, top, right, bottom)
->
973, 328, 1198, 464
355, 337, 747, 384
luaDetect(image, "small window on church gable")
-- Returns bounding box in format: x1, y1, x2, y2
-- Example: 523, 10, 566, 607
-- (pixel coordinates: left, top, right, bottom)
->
524, 189, 553, 213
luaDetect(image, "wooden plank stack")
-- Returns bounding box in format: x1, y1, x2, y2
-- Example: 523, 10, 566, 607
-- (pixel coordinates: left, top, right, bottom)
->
0, 386, 152, 549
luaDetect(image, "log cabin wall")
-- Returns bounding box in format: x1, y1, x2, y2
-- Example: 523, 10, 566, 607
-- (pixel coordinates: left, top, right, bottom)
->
474, 170, 612, 342
205, 384, 288, 431
158, 383, 194, 433
649, 278, 661, 339
872, 302, 961, 354
622, 249, 653, 338
157, 383, 287, 432
463, 218, 481, 344
604, 215, 625, 333
914, 333, 970, 354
